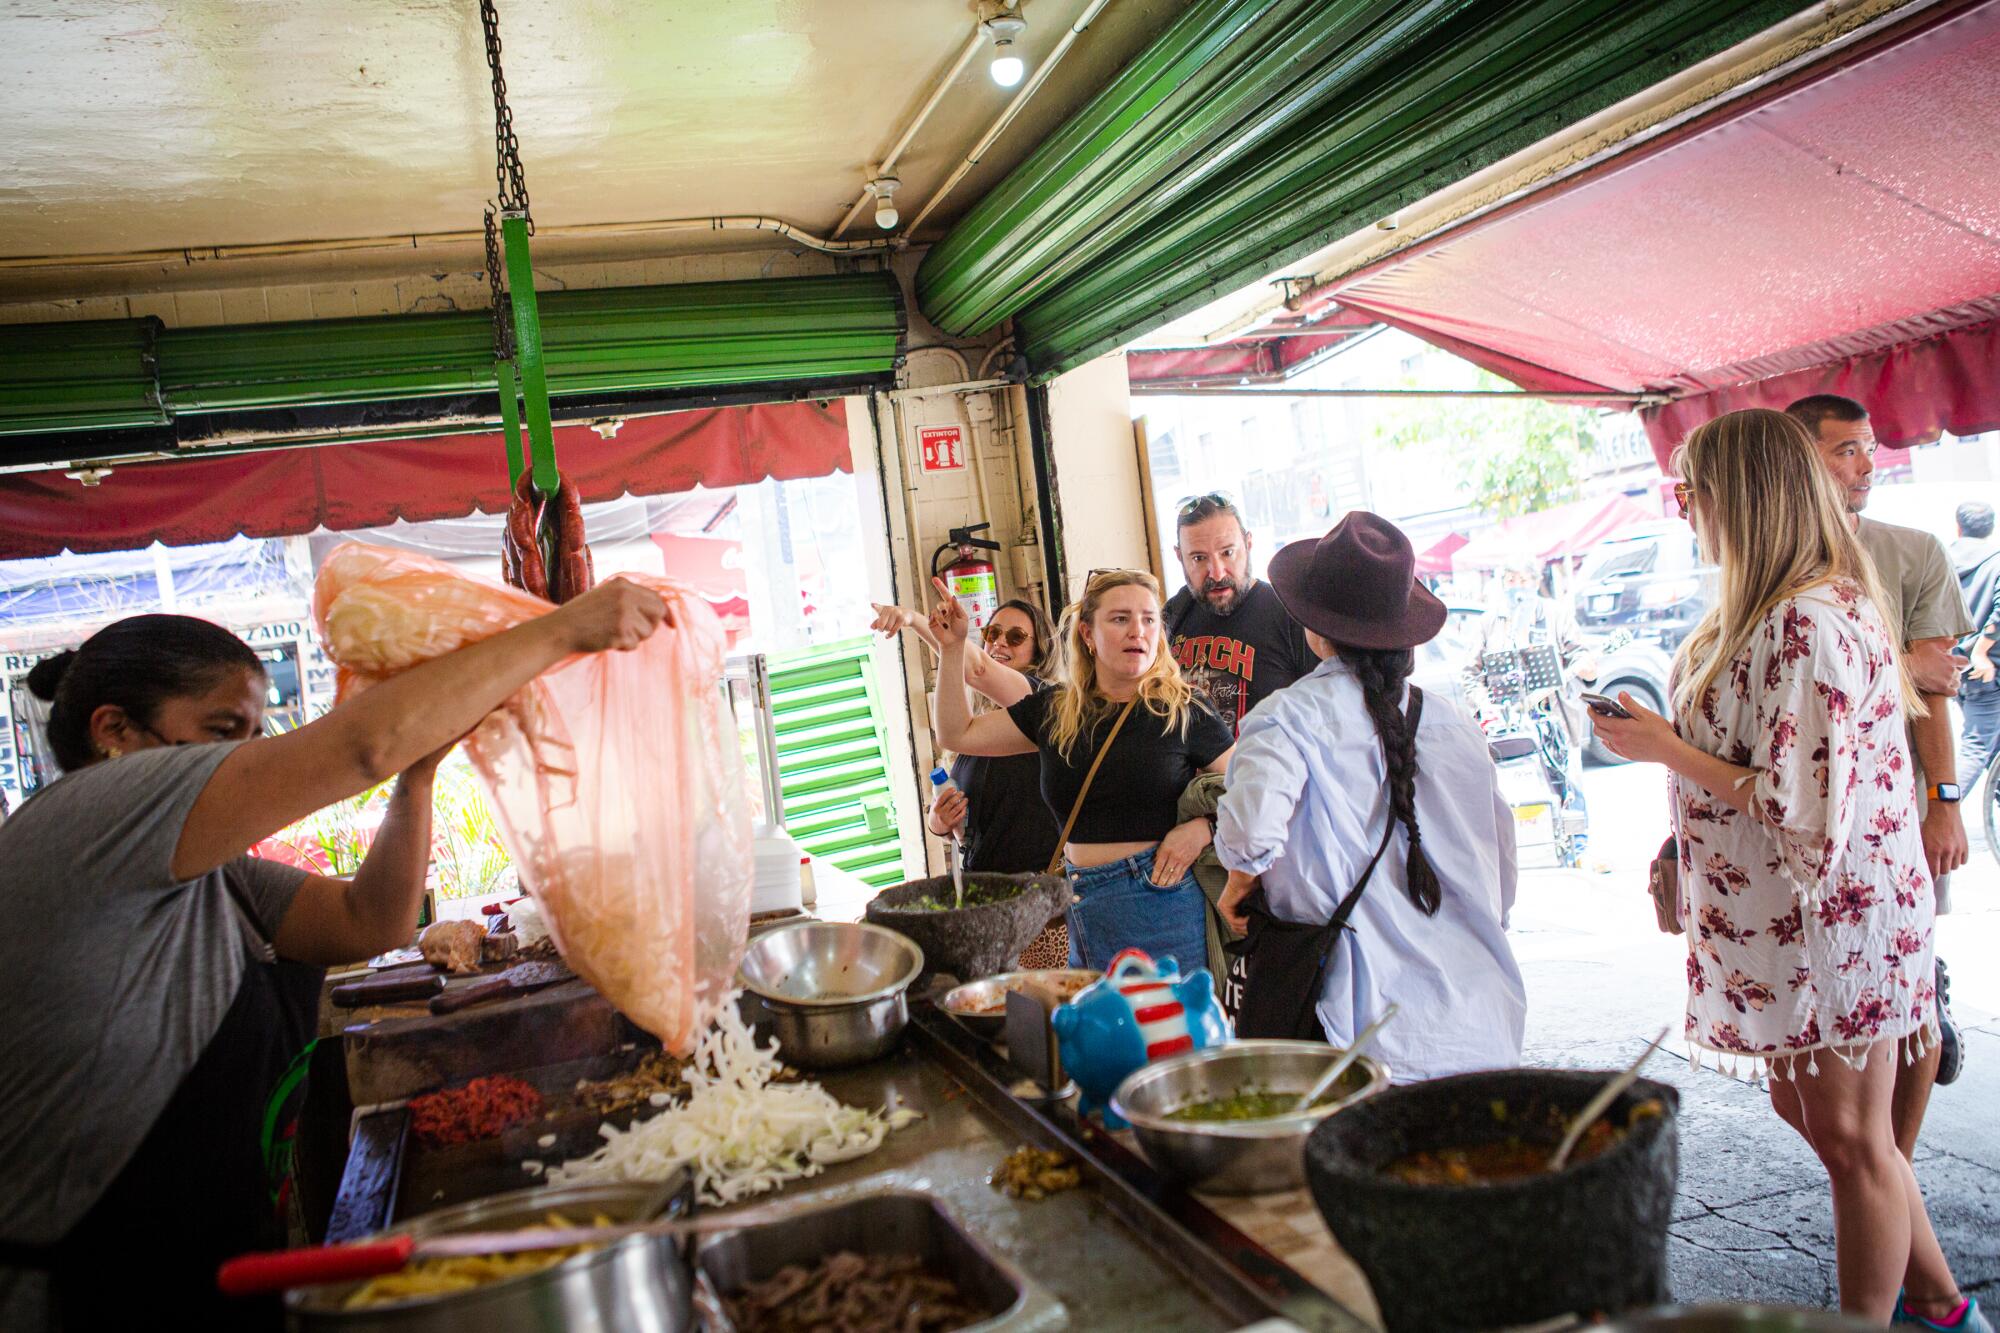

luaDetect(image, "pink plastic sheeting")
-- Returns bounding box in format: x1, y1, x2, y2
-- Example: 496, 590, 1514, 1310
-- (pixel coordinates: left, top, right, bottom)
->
312, 543, 753, 1055
1317, 0, 2000, 451
1451, 494, 1656, 572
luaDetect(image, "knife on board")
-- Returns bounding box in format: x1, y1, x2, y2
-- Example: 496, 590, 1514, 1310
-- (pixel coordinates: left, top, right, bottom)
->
427, 959, 574, 1015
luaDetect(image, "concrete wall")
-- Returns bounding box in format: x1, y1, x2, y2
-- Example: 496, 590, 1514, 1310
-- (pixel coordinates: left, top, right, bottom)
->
1042, 351, 1155, 603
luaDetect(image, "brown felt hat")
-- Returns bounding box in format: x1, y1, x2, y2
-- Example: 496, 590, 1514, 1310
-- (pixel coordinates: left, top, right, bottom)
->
1266, 511, 1447, 650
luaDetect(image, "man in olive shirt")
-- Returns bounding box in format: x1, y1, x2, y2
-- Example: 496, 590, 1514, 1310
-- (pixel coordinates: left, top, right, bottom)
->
1789, 395, 1967, 1138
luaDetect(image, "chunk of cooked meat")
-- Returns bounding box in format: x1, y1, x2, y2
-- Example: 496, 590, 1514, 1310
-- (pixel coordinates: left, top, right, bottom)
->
419, 919, 485, 975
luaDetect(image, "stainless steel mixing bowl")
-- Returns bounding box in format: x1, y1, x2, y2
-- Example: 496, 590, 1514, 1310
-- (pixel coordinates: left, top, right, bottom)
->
939, 968, 1101, 1042
737, 921, 924, 1068
1111, 1040, 1392, 1195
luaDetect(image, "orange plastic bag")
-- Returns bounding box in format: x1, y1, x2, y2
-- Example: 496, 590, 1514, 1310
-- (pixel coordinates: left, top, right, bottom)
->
313, 542, 753, 1054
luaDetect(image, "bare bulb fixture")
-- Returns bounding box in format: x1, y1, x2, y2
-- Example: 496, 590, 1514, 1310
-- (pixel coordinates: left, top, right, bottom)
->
870, 175, 901, 230
984, 8, 1027, 87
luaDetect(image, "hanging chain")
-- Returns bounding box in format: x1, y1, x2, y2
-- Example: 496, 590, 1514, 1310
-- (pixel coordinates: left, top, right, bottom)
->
480, 0, 531, 226
483, 208, 514, 362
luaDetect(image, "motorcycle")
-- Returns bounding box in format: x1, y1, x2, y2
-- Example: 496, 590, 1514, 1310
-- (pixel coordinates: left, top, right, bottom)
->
1477, 641, 1590, 869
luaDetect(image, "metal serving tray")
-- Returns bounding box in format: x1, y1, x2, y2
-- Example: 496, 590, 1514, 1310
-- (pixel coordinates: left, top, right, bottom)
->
696, 1191, 1066, 1333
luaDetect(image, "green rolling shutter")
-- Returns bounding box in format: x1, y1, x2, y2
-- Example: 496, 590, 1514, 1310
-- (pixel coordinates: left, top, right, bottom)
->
916, 0, 1805, 379
0, 273, 904, 435
768, 637, 909, 890
0, 319, 167, 433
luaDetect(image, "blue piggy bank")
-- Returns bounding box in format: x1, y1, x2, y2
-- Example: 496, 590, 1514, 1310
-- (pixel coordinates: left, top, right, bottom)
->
1052, 948, 1232, 1128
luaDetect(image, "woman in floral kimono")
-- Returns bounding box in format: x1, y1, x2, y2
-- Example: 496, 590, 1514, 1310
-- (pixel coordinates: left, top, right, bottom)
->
1592, 409, 1979, 1331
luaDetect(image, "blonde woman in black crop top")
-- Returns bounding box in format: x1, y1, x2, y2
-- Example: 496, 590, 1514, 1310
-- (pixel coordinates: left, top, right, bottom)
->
933, 570, 1233, 970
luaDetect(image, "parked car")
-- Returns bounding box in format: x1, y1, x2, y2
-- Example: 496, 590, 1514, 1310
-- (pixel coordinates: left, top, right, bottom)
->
1580, 633, 1675, 767
1570, 521, 1714, 649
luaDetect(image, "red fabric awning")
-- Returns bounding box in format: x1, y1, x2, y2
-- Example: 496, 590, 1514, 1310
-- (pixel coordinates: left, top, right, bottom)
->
0, 400, 852, 559
1415, 531, 1468, 576
1299, 0, 2000, 465
1642, 316, 2000, 462
1127, 326, 1372, 388
1451, 494, 1655, 572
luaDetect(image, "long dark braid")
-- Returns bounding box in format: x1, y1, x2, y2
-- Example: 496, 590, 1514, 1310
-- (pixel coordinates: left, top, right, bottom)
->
1336, 645, 1442, 916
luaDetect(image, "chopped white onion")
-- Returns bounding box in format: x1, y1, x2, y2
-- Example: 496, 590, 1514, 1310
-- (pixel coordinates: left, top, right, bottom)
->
545, 993, 907, 1205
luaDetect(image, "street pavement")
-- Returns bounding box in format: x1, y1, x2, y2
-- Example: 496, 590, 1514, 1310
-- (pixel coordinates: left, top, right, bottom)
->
1518, 761, 2000, 1309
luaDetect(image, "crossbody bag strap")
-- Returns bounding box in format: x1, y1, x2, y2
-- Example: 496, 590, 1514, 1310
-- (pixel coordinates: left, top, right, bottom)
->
1045, 699, 1140, 875
1317, 685, 1426, 943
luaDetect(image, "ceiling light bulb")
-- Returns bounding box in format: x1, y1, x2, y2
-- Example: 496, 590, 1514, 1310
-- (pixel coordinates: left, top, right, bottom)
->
983, 9, 1028, 87
870, 175, 901, 230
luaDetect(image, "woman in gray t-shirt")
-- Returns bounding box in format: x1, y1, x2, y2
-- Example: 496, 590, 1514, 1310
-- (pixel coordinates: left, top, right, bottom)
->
0, 579, 669, 1332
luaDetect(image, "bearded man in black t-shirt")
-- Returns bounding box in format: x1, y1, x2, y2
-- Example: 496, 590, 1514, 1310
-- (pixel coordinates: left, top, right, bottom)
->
1163, 493, 1315, 736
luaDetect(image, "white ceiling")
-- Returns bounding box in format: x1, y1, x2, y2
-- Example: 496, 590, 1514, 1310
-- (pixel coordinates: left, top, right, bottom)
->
0, 0, 1189, 261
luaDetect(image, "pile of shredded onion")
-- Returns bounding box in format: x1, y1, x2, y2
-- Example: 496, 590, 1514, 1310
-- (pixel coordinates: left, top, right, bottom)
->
543, 994, 918, 1204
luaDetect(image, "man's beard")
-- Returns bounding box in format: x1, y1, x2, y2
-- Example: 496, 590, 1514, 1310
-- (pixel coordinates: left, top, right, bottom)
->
1202, 578, 1245, 616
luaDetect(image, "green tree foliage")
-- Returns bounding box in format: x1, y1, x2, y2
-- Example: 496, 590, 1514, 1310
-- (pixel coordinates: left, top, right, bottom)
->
1374, 371, 1600, 518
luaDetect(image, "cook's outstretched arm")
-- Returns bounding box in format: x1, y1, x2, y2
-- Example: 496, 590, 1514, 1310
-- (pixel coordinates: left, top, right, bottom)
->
174, 578, 670, 880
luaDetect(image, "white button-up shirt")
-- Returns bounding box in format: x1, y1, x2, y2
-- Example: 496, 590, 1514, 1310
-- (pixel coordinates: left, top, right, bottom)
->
1216, 655, 1526, 1082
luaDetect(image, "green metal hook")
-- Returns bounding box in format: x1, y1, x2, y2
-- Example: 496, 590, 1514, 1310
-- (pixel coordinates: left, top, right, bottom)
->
501, 211, 559, 496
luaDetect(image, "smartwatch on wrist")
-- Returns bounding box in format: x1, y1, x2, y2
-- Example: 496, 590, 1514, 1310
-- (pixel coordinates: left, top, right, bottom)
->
1928, 783, 1962, 803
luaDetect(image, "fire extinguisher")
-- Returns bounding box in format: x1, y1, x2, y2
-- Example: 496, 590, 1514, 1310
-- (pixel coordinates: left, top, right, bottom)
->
931, 522, 1003, 631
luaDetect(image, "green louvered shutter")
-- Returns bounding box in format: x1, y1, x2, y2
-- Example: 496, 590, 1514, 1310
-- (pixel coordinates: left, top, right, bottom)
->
768, 637, 909, 889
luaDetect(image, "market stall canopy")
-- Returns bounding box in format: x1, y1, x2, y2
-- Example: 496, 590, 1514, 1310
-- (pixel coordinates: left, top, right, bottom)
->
0, 400, 851, 559
916, 0, 1805, 380
0, 536, 299, 625
1414, 532, 1467, 578
1126, 309, 1379, 390
1451, 493, 1655, 573
1296, 0, 2000, 463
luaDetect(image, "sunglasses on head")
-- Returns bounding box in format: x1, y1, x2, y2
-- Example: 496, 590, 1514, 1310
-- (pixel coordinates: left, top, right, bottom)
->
1177, 491, 1236, 519
981, 624, 1031, 648
1084, 567, 1150, 583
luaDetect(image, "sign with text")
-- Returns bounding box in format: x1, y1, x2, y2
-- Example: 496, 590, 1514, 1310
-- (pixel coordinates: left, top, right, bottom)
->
918, 426, 966, 472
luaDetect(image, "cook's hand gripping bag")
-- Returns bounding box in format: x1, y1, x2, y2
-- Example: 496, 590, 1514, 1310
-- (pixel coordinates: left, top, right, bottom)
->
313, 543, 753, 1053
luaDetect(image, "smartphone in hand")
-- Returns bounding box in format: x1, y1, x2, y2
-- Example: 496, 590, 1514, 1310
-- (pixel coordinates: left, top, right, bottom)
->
1580, 691, 1633, 719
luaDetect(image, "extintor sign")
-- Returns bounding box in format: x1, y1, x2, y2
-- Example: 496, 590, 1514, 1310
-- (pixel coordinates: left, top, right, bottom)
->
919, 426, 966, 472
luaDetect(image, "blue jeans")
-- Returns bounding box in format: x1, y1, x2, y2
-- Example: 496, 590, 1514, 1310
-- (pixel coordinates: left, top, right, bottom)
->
1957, 676, 2000, 792
1065, 848, 1208, 975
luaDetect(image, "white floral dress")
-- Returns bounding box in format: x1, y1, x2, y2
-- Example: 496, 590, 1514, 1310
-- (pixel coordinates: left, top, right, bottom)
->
1673, 581, 1939, 1077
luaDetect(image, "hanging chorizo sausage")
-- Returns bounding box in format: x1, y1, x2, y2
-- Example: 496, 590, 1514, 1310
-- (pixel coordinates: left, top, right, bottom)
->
504, 470, 550, 601
550, 476, 594, 604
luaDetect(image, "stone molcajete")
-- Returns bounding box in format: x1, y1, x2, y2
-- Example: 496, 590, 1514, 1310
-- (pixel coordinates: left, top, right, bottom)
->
865, 872, 1070, 983
1304, 1067, 1681, 1332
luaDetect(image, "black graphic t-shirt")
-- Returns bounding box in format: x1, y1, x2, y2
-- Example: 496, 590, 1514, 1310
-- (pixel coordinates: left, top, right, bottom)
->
1164, 579, 1315, 736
